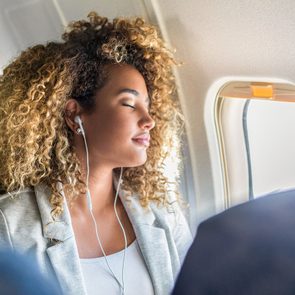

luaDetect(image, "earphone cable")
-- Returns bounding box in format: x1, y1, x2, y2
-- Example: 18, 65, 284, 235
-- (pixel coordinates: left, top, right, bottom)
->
114, 167, 127, 293
80, 121, 127, 294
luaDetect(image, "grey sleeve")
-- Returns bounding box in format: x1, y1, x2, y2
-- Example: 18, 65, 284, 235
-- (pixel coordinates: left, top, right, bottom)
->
0, 208, 13, 249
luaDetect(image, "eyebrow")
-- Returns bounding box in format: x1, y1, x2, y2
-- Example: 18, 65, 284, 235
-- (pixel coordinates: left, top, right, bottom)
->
117, 88, 150, 105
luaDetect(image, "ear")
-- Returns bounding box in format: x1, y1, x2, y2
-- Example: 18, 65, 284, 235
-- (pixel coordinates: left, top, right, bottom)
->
64, 99, 82, 133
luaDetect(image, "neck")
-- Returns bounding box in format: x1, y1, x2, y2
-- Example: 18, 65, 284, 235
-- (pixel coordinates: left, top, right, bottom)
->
70, 138, 122, 214
70, 165, 119, 214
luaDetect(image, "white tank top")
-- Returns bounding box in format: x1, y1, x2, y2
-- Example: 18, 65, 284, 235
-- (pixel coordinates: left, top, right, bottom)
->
80, 240, 154, 295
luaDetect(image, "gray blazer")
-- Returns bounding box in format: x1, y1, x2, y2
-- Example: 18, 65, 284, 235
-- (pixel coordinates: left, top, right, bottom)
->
0, 183, 192, 295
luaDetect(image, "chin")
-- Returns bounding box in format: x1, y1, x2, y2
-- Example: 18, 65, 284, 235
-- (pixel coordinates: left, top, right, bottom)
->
125, 155, 147, 167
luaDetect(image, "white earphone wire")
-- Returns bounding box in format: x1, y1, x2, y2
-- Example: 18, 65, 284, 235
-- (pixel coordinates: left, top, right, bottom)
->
114, 167, 127, 292
77, 117, 127, 294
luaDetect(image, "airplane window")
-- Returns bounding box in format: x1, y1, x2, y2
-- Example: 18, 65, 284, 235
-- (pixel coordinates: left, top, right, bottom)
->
214, 81, 295, 208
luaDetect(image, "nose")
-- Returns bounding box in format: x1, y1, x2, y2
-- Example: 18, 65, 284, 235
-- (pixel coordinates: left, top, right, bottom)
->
139, 112, 155, 131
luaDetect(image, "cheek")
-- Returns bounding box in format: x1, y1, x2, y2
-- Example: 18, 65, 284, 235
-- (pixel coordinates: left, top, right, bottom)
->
88, 112, 133, 145
105, 114, 133, 138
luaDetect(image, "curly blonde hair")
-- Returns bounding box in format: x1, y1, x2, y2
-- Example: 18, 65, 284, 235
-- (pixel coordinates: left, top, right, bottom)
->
0, 12, 183, 217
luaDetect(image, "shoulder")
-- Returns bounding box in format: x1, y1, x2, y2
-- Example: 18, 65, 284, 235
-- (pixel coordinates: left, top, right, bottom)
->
0, 187, 36, 210
124, 190, 191, 230
200, 188, 295, 233
0, 187, 41, 249
124, 192, 193, 260
194, 189, 295, 255
0, 187, 38, 219
150, 199, 190, 230
151, 200, 193, 259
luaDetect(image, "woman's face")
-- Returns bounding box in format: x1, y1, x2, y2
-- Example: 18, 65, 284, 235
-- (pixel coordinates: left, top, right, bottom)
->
80, 64, 155, 168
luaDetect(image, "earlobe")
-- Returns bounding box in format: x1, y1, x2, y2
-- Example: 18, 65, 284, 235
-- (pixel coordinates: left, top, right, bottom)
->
64, 112, 76, 133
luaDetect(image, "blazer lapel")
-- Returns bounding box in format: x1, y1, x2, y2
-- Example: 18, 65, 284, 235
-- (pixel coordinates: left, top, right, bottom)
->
34, 183, 87, 295
135, 224, 174, 295
120, 189, 175, 295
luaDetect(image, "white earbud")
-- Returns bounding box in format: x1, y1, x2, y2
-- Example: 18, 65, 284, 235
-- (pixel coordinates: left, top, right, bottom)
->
74, 115, 91, 208
75, 115, 85, 135
74, 115, 81, 124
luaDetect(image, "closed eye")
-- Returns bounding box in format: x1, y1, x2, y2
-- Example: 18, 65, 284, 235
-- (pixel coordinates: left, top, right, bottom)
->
122, 103, 135, 109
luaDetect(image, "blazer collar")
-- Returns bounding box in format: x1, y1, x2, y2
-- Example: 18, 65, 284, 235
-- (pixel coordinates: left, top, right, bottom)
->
34, 182, 72, 241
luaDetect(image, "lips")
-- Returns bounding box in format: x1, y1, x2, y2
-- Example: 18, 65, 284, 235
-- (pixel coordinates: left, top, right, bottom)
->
132, 133, 150, 147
